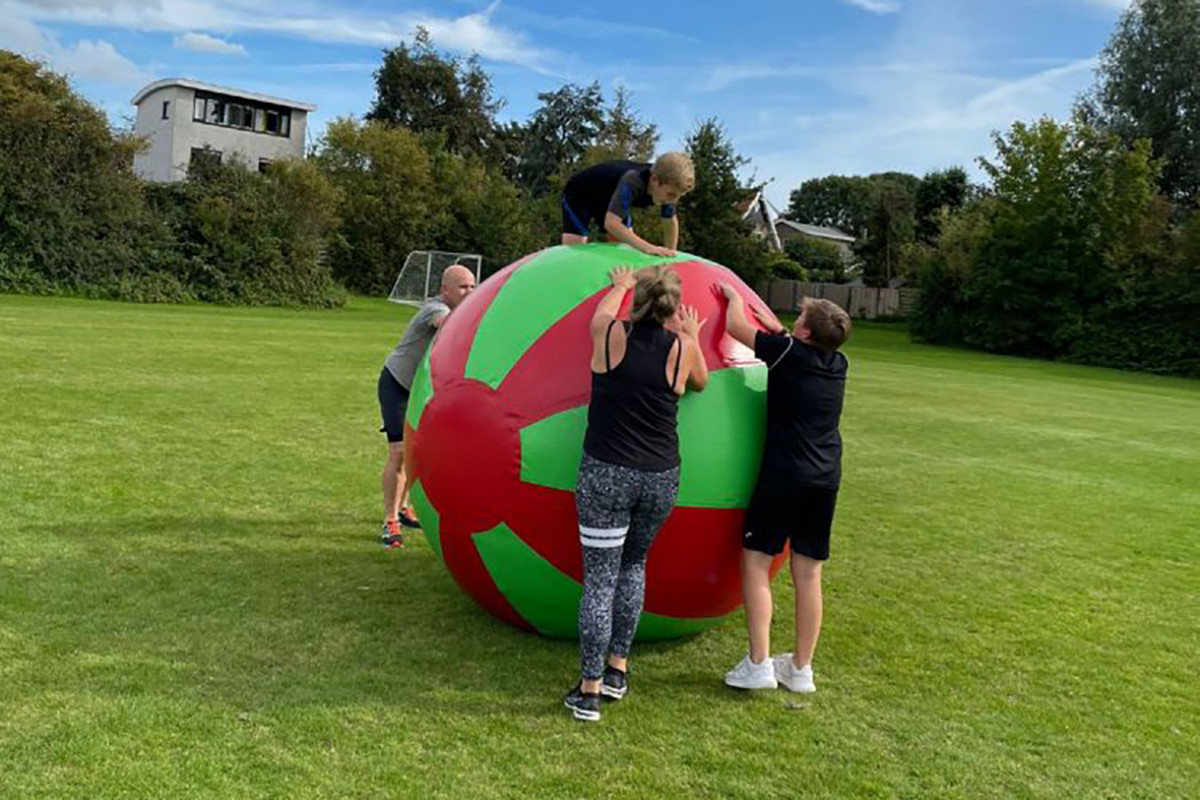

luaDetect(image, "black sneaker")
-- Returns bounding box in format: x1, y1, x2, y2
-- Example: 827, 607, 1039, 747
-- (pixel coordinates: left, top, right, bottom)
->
563, 684, 601, 722
398, 507, 422, 529
601, 666, 628, 700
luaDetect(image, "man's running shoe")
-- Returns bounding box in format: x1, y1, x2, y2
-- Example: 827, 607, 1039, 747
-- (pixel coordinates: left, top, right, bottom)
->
379, 520, 404, 548
398, 506, 421, 529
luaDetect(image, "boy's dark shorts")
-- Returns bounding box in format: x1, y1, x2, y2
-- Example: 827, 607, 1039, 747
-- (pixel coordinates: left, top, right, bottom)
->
561, 195, 591, 237
742, 477, 838, 561
560, 193, 632, 238
377, 367, 410, 443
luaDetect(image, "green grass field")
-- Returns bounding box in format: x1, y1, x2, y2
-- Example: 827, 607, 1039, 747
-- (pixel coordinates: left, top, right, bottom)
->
1, 294, 1197, 799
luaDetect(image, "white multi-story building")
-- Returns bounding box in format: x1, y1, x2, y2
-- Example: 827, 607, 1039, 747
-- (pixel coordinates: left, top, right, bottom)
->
130, 78, 316, 182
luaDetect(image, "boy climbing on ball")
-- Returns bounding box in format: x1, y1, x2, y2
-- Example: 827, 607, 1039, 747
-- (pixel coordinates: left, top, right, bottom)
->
560, 153, 695, 257
714, 284, 851, 694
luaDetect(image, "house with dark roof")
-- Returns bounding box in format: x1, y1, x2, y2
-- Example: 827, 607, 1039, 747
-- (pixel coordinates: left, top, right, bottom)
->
773, 219, 857, 260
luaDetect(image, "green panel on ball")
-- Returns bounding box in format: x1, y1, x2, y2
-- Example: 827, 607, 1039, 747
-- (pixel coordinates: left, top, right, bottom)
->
463, 245, 687, 390
408, 480, 442, 559
518, 406, 587, 491
676, 365, 768, 508
405, 348, 434, 431
473, 523, 724, 640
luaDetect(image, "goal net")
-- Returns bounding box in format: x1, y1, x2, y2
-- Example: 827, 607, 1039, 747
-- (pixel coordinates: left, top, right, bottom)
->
387, 251, 484, 306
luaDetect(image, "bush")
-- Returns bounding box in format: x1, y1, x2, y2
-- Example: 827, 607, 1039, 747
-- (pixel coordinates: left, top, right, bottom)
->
765, 251, 807, 280
0, 51, 175, 300
148, 155, 344, 307
783, 236, 844, 281
910, 118, 1200, 376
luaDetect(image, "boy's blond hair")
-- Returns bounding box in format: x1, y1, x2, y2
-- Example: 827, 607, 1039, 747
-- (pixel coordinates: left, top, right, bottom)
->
799, 297, 852, 352
652, 151, 695, 193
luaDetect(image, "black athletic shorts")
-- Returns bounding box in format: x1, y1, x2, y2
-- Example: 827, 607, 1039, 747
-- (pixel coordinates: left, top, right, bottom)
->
560, 194, 632, 238
742, 477, 838, 561
377, 367, 410, 443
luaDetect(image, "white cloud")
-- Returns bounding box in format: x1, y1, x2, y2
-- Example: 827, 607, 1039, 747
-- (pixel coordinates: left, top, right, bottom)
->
174, 31, 247, 55
55, 38, 149, 83
0, 2, 151, 85
8, 0, 553, 70
0, 12, 48, 52
409, 2, 548, 69
841, 0, 902, 14
747, 55, 1100, 208
700, 62, 824, 92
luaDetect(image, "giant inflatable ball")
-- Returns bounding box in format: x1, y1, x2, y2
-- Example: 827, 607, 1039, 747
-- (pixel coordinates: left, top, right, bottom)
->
405, 244, 786, 640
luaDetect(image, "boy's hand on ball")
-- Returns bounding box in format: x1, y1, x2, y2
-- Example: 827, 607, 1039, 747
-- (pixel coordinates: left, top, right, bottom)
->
751, 305, 785, 334
714, 282, 738, 302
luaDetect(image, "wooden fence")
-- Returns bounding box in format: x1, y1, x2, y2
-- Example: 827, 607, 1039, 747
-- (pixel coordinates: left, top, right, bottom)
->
755, 280, 920, 320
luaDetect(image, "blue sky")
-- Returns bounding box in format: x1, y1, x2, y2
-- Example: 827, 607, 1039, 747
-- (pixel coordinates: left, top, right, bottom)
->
2, 0, 1131, 206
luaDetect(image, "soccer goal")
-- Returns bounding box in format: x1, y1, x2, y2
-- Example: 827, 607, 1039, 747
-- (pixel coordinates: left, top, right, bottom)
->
387, 250, 484, 306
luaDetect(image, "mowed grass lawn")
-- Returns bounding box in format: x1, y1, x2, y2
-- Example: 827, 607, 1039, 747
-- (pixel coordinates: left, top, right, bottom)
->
1, 293, 1197, 800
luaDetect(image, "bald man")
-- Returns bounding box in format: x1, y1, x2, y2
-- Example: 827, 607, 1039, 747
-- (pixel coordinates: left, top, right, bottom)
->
378, 264, 476, 547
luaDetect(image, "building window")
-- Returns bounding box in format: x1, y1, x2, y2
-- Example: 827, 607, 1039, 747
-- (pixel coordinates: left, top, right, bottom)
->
162, 100, 170, 120
189, 147, 222, 172
229, 104, 256, 130
190, 90, 295, 138
258, 158, 273, 174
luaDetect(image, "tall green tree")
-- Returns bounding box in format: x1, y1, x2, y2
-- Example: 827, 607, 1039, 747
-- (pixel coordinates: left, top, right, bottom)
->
312, 118, 439, 294
915, 167, 969, 243
591, 86, 658, 162
367, 27, 502, 159
968, 117, 1159, 356
1079, 0, 1200, 205
856, 178, 917, 285
785, 175, 874, 236
678, 119, 771, 283
516, 81, 606, 196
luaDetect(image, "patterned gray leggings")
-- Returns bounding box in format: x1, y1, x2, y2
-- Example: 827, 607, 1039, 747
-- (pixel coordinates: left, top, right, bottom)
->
576, 453, 681, 680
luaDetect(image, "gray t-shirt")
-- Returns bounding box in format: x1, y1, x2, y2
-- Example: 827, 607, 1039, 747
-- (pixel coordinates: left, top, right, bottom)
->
384, 299, 450, 389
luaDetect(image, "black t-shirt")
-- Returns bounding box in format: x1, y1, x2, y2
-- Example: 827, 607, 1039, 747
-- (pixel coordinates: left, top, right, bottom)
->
564, 160, 677, 226
754, 331, 848, 488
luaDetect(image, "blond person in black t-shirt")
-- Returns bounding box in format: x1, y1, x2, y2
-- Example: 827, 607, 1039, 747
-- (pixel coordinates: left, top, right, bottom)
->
715, 283, 852, 694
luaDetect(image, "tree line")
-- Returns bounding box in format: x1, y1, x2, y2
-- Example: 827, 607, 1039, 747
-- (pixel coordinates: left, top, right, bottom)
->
1, 29, 776, 307
2, 1, 1198, 375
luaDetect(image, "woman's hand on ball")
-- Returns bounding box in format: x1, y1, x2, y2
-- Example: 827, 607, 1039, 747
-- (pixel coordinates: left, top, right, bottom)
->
679, 305, 707, 340
610, 267, 636, 290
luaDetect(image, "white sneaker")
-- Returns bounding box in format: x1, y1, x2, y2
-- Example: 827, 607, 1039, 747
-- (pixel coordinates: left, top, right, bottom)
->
724, 655, 778, 690
772, 654, 816, 693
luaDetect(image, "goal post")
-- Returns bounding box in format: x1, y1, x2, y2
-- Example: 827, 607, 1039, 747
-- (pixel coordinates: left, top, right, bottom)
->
387, 251, 483, 306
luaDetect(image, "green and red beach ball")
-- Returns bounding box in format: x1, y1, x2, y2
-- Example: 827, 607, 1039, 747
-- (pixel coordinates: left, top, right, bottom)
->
405, 244, 785, 640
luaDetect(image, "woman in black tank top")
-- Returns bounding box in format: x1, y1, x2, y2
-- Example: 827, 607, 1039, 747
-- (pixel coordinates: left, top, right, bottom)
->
563, 265, 710, 722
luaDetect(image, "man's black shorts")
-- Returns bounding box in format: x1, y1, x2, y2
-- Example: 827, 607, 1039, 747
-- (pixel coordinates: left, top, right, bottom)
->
742, 477, 838, 561
377, 367, 410, 443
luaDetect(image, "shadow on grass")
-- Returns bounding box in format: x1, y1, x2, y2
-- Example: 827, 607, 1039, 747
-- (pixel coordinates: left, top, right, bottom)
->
3, 514, 715, 719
